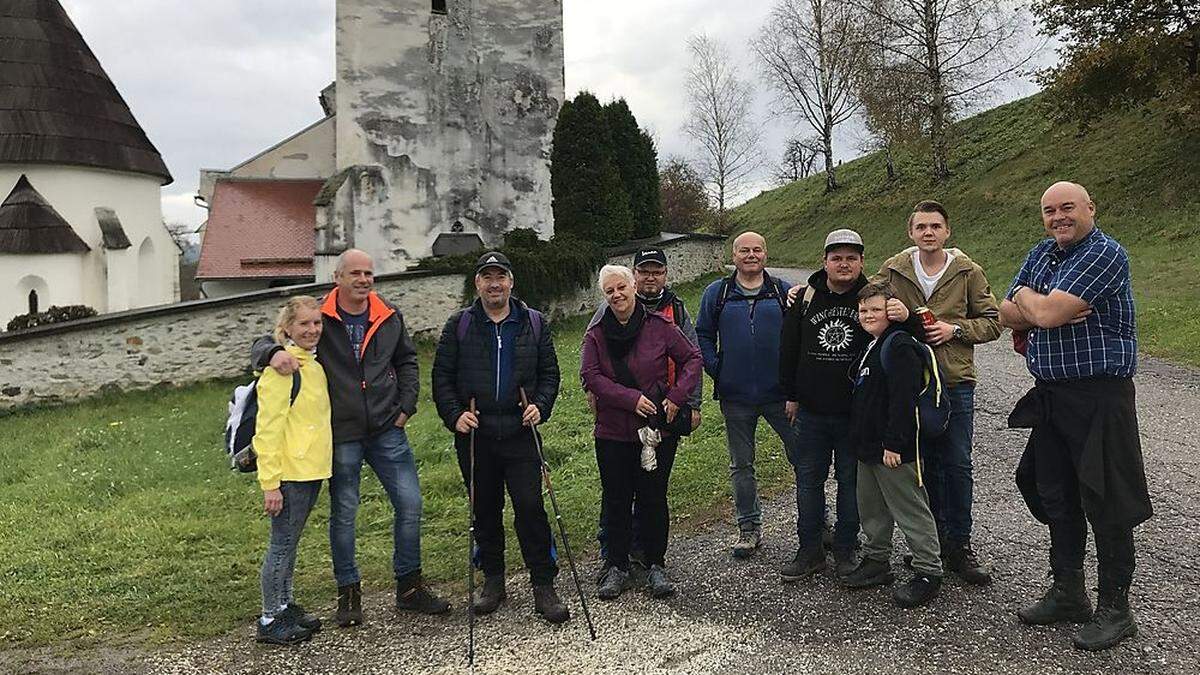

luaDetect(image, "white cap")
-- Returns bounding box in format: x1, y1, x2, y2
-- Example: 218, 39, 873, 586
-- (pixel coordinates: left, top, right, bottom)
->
824, 228, 864, 252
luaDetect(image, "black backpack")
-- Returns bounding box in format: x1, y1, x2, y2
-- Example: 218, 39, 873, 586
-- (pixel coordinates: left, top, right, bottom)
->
224, 371, 301, 473
712, 272, 787, 320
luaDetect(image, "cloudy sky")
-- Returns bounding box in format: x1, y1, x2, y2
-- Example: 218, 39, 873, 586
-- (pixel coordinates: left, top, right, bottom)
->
58, 0, 1047, 228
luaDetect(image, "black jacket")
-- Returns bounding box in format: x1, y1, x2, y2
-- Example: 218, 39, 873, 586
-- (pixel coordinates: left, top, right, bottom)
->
251, 290, 419, 444
848, 324, 924, 464
432, 298, 560, 440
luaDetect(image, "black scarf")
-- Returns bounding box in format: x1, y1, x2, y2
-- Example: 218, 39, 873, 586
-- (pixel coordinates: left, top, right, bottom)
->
638, 288, 676, 314
600, 303, 645, 387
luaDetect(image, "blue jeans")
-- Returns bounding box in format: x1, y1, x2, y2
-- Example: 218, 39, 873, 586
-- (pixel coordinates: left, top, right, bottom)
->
921, 384, 975, 546
330, 426, 423, 586
261, 480, 322, 617
789, 409, 859, 551
720, 399, 797, 532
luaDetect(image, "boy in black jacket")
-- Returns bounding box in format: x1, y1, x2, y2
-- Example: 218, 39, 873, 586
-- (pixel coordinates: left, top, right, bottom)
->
842, 281, 943, 608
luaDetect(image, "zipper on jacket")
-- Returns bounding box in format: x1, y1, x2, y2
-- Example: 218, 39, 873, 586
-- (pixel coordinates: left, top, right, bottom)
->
494, 323, 503, 403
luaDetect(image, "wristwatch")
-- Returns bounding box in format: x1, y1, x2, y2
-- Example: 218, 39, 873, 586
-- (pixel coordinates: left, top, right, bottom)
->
952, 324, 964, 341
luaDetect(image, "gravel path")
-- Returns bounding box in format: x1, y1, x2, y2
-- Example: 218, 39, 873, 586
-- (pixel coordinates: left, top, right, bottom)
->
8, 267, 1200, 674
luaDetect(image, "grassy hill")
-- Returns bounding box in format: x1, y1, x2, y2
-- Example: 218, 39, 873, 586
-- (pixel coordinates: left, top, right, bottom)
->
734, 95, 1200, 366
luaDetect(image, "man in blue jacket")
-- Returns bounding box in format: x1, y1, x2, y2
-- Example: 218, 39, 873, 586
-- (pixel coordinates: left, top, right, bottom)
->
696, 231, 794, 558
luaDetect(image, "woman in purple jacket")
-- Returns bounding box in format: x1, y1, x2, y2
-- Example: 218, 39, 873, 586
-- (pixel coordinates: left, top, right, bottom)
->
581, 265, 703, 601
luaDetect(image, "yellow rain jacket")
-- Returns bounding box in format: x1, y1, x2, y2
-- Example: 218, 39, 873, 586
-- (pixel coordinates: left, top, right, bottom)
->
253, 345, 333, 491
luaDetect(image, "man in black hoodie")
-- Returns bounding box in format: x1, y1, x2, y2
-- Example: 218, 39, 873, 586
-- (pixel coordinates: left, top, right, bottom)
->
779, 230, 923, 580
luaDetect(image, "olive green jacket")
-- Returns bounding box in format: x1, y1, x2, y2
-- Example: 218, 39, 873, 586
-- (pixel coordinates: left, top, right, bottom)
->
873, 247, 1002, 386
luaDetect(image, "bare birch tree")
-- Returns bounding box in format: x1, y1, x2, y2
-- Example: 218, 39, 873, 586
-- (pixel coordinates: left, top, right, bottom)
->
683, 34, 761, 230
754, 0, 866, 192
850, 0, 1040, 180
772, 136, 823, 185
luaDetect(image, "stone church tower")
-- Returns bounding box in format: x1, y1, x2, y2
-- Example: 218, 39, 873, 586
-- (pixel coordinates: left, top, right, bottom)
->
315, 0, 565, 276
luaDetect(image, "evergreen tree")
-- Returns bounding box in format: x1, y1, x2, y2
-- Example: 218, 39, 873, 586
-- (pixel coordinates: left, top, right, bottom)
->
550, 92, 633, 245
603, 99, 662, 238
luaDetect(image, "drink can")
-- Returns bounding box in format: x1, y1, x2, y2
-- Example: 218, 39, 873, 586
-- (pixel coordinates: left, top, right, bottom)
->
915, 306, 937, 326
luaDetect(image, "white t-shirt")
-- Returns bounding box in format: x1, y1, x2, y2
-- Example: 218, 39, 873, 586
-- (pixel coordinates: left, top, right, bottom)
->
912, 250, 955, 300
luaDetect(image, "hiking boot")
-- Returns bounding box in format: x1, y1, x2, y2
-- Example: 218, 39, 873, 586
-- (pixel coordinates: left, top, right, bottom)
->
780, 547, 826, 582
841, 558, 895, 588
893, 574, 942, 608
646, 565, 675, 599
533, 584, 570, 624
472, 575, 506, 615
832, 547, 858, 578
944, 542, 992, 586
597, 566, 630, 600
336, 582, 363, 627
1072, 585, 1137, 651
255, 616, 311, 646
731, 529, 761, 559
277, 602, 321, 633
395, 575, 451, 615
1017, 569, 1093, 625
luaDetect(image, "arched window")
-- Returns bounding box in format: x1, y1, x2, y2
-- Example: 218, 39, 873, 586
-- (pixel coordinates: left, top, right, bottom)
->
28, 289, 38, 314
17, 275, 48, 315
432, 0, 447, 15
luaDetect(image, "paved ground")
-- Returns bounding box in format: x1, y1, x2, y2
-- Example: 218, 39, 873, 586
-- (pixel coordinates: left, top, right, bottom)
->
6, 267, 1200, 674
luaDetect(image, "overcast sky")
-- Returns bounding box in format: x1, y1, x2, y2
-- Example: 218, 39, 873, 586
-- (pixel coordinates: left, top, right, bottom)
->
59, 0, 1048, 228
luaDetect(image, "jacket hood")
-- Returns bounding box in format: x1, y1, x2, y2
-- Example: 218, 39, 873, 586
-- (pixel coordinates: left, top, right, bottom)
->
882, 246, 977, 285
806, 268, 868, 296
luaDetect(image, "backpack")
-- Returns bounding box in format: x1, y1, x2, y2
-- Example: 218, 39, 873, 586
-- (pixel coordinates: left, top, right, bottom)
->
224, 371, 301, 473
456, 305, 543, 342
712, 273, 787, 321
879, 332, 950, 438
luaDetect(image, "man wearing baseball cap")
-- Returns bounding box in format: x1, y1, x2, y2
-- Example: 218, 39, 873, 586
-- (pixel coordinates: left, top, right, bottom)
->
585, 246, 703, 569
431, 251, 569, 623
779, 228, 921, 580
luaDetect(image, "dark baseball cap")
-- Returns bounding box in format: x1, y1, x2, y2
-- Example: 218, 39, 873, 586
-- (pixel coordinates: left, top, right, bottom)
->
632, 248, 668, 268
474, 251, 513, 275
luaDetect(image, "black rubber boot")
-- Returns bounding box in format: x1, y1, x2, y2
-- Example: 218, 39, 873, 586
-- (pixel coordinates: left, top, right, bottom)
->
1017, 569, 1093, 625
1073, 584, 1138, 651
336, 582, 363, 627
472, 575, 506, 614
533, 584, 571, 623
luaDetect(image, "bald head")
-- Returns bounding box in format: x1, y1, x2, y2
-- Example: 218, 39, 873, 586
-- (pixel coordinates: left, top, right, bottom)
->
1040, 181, 1096, 248
732, 231, 767, 278
335, 249, 374, 275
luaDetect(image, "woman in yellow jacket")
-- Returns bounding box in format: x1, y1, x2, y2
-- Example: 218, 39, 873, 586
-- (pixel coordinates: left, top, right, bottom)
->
254, 296, 333, 646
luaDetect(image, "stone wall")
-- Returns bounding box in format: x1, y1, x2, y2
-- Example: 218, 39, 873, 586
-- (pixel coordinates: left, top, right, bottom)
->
0, 234, 723, 410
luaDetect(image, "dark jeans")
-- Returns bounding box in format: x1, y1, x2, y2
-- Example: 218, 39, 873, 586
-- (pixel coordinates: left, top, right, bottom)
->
1033, 390, 1137, 588
789, 409, 858, 551
921, 383, 976, 546
719, 399, 797, 532
330, 426, 423, 586
595, 436, 679, 570
455, 431, 558, 585
261, 480, 322, 617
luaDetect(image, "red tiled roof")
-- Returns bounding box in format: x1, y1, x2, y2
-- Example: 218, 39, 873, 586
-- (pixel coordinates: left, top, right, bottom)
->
196, 179, 321, 280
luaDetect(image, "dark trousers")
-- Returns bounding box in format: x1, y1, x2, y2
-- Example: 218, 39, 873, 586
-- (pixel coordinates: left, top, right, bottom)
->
597, 493, 642, 560
1031, 382, 1139, 589
455, 431, 558, 586
595, 436, 679, 570
789, 409, 859, 551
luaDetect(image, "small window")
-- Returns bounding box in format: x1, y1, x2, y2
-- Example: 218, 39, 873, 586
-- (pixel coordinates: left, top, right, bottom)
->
28, 289, 38, 314
432, 0, 447, 15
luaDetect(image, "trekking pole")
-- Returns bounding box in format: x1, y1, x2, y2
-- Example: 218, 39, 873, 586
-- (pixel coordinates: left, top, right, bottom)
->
520, 388, 597, 640
467, 397, 477, 665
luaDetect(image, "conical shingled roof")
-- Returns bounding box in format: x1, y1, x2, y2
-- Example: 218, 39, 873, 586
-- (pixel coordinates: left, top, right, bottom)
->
0, 173, 90, 253
0, 0, 173, 184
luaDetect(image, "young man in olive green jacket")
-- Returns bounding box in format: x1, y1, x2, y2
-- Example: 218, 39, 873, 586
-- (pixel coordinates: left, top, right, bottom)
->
873, 200, 1002, 585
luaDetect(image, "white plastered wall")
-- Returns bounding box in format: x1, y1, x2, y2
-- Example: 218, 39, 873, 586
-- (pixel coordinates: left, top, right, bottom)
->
0, 254, 83, 327
0, 166, 179, 326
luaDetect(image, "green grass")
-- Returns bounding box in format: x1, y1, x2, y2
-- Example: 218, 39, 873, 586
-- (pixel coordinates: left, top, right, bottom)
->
0, 273, 799, 648
734, 95, 1200, 366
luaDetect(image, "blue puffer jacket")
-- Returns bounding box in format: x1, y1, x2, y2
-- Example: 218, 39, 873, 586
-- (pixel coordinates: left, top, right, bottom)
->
695, 272, 792, 405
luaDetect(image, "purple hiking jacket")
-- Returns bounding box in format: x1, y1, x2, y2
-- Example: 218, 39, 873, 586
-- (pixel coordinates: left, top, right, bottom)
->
581, 311, 703, 443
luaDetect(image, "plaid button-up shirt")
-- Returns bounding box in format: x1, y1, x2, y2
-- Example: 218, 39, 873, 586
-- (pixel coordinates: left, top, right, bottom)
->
1006, 227, 1137, 381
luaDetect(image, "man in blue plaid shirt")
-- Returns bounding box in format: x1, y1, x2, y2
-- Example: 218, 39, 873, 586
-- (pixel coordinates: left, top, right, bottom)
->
1000, 181, 1151, 652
